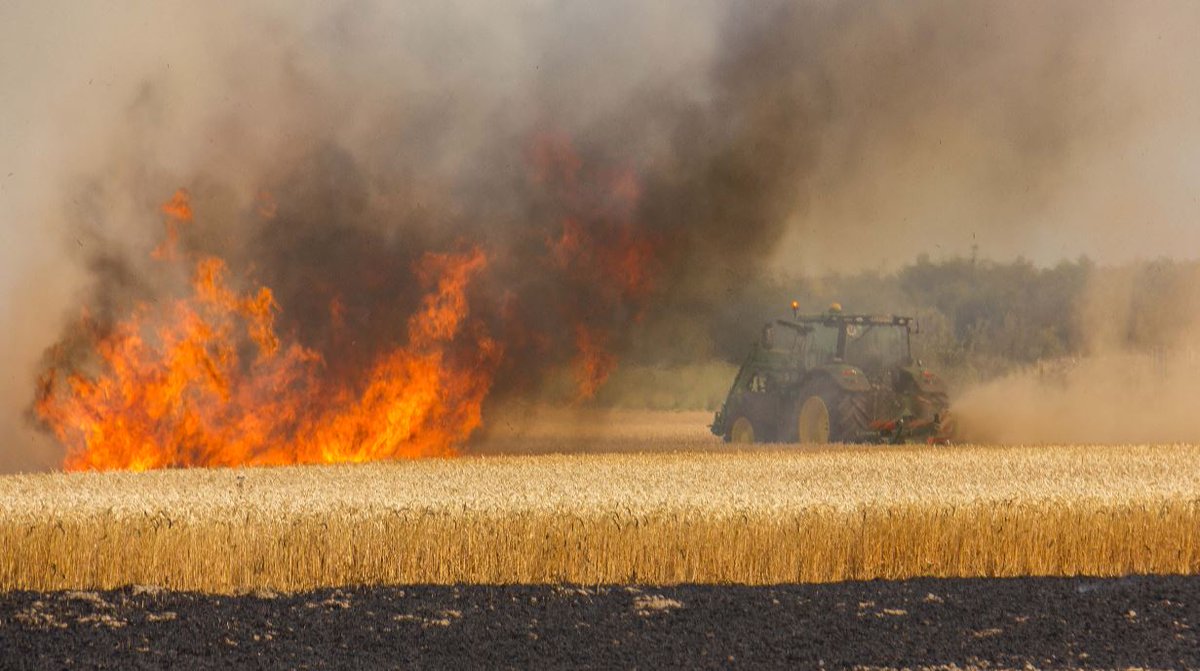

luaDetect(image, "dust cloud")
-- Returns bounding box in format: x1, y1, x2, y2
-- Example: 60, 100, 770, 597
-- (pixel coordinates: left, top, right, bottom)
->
2, 1, 1200, 469
956, 263, 1200, 444
954, 352, 1200, 445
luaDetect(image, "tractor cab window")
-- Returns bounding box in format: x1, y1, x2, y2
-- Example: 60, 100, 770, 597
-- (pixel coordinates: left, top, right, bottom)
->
773, 327, 805, 355
843, 324, 910, 373
803, 324, 839, 368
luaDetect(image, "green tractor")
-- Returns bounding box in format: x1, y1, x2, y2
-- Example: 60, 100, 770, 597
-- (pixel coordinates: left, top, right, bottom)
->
711, 303, 952, 444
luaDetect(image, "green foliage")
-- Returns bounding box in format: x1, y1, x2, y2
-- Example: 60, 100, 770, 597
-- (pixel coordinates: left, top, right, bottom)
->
602, 254, 1200, 408
626, 254, 1200, 400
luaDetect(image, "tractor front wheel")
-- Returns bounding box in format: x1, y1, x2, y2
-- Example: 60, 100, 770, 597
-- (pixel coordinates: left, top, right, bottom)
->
728, 416, 757, 444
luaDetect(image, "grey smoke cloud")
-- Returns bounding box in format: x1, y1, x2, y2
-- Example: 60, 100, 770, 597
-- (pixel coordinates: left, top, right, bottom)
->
2, 1, 1199, 469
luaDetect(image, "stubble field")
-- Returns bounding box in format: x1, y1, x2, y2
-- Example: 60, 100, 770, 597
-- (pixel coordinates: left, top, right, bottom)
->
2, 411, 1199, 593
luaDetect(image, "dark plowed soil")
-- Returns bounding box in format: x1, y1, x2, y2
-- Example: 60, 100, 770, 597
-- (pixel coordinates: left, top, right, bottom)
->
2, 576, 1198, 670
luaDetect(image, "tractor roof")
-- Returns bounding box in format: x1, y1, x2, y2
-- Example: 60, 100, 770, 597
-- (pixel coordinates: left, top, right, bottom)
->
776, 314, 914, 332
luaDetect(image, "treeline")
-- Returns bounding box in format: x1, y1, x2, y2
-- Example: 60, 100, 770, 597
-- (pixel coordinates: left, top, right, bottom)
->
766, 255, 1200, 385
793, 255, 1094, 383
620, 254, 1200, 395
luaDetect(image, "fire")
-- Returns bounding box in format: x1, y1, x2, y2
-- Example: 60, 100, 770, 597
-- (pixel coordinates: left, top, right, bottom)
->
548, 219, 651, 397
36, 190, 499, 470
150, 188, 193, 260
293, 248, 501, 463
534, 134, 661, 398
35, 256, 318, 471
36, 132, 664, 470
571, 325, 617, 399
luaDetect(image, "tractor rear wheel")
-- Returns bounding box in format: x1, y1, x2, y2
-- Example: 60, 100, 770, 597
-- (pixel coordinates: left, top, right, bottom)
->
728, 416, 757, 444
796, 380, 869, 444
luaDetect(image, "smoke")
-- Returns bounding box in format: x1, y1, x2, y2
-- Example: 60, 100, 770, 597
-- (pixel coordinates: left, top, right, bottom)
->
767, 2, 1200, 273
3, 1, 1200, 468
955, 261, 1200, 444
954, 352, 1200, 444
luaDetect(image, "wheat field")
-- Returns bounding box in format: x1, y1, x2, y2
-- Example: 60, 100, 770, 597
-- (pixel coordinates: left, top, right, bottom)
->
2, 444, 1200, 593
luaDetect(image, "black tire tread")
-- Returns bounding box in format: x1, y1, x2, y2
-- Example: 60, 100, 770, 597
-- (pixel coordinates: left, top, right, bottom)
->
833, 390, 870, 442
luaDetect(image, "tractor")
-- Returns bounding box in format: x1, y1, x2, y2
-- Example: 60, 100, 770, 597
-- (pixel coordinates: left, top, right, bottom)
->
711, 303, 952, 444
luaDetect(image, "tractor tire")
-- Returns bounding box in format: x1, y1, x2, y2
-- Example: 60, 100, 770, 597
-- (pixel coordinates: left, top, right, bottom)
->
796, 380, 870, 444
727, 416, 758, 444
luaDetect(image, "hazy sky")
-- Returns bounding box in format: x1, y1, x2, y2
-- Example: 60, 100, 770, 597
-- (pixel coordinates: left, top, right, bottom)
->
768, 2, 1200, 272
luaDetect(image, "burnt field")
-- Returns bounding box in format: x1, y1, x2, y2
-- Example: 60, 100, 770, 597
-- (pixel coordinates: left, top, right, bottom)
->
3, 576, 1198, 670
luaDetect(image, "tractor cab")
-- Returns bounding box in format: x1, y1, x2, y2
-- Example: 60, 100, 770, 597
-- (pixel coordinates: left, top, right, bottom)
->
789, 306, 915, 380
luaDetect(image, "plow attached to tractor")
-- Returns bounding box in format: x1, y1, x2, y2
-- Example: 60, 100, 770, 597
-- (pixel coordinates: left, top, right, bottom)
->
711, 303, 953, 445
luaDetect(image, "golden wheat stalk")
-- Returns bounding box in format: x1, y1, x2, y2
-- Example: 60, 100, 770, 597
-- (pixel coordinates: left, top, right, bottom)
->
2, 445, 1198, 592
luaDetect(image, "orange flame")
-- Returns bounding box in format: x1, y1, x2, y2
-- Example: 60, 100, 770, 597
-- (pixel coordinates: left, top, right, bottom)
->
160, 188, 194, 221
150, 188, 192, 260
36, 191, 500, 471
294, 248, 501, 463
571, 325, 617, 400
534, 134, 661, 398
39, 132, 664, 469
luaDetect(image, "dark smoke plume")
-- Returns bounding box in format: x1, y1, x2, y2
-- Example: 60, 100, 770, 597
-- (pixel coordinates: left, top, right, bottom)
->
3, 1, 1198, 468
